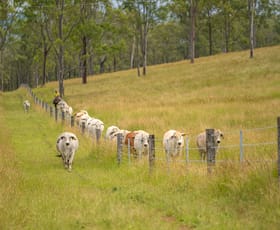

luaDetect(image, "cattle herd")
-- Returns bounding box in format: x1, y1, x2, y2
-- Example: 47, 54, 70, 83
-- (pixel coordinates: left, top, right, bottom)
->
23, 97, 224, 171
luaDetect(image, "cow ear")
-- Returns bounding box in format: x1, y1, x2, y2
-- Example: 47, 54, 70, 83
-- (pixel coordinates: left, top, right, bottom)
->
181, 133, 187, 136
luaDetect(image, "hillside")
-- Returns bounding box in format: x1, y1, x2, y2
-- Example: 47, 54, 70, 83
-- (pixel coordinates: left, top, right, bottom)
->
0, 46, 280, 229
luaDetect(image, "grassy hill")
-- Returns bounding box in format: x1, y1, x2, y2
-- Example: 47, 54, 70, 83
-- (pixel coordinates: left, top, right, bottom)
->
0, 46, 280, 229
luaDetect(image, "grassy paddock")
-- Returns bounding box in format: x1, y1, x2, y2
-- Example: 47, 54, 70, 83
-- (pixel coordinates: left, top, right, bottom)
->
1, 46, 280, 229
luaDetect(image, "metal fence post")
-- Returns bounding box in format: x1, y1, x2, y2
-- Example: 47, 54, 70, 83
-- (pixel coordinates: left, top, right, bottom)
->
277, 117, 280, 185
240, 130, 243, 162
117, 133, 123, 166
127, 138, 131, 164
149, 134, 155, 174
185, 136, 189, 163
206, 129, 215, 174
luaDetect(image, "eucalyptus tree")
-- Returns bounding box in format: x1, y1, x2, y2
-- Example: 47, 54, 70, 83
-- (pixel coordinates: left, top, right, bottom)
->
0, 1, 17, 90
122, 0, 165, 76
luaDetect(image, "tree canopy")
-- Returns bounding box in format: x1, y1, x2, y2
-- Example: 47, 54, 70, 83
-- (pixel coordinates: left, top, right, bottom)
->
0, 0, 279, 92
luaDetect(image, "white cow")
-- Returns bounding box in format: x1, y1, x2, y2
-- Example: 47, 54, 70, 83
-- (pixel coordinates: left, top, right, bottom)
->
56, 100, 73, 118
134, 130, 150, 158
23, 100, 31, 112
105, 125, 121, 141
196, 129, 224, 160
56, 132, 79, 171
163, 130, 186, 159
78, 113, 91, 131
74, 110, 89, 125
86, 117, 104, 140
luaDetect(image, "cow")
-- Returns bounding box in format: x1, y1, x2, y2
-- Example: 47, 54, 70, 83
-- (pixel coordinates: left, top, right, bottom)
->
163, 130, 186, 160
56, 132, 79, 171
124, 131, 137, 153
86, 117, 104, 140
74, 110, 89, 125
78, 113, 90, 131
133, 130, 150, 158
196, 129, 224, 160
23, 100, 31, 112
56, 100, 73, 118
105, 126, 121, 141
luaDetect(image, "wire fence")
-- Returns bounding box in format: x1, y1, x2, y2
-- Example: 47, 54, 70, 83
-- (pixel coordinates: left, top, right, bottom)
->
22, 84, 280, 176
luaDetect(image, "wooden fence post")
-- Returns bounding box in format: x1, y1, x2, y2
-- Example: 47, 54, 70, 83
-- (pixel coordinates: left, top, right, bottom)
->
149, 134, 155, 173
95, 129, 101, 143
50, 106, 53, 117
55, 107, 58, 122
117, 133, 123, 166
277, 117, 280, 185
71, 116, 74, 127
61, 111, 65, 122
206, 129, 215, 174
81, 122, 85, 135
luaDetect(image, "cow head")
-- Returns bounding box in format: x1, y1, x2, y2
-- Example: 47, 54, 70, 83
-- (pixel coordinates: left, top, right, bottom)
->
214, 129, 224, 145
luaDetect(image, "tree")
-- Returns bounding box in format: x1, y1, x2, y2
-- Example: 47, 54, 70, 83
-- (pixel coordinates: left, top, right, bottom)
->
123, 0, 161, 76
249, 0, 255, 58
189, 0, 198, 63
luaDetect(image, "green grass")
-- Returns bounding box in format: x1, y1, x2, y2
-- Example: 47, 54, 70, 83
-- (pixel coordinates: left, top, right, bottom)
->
1, 46, 280, 229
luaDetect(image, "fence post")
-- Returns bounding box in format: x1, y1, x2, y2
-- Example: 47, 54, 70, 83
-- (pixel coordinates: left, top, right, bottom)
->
240, 130, 244, 163
50, 106, 53, 117
149, 134, 155, 174
71, 116, 74, 127
81, 122, 86, 135
185, 136, 189, 163
277, 117, 280, 185
61, 111, 65, 122
96, 129, 101, 143
206, 129, 215, 174
127, 138, 131, 164
45, 103, 48, 112
55, 107, 58, 122
117, 133, 123, 166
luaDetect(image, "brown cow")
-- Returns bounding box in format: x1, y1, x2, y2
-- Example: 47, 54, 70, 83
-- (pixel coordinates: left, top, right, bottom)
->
124, 131, 137, 156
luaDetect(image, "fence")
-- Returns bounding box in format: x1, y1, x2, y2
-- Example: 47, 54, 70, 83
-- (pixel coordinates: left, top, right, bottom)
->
22, 85, 280, 177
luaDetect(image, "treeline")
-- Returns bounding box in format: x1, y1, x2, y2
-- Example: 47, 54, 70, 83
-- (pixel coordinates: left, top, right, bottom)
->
0, 0, 279, 92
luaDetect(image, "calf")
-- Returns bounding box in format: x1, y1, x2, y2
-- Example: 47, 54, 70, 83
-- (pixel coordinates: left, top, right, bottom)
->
163, 130, 186, 159
196, 129, 224, 160
56, 132, 79, 171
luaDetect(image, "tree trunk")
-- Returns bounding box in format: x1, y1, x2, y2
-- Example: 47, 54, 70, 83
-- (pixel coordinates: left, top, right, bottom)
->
207, 10, 213, 56
190, 0, 196, 63
142, 21, 148, 75
249, 0, 255, 58
81, 35, 87, 84
130, 35, 136, 69
99, 55, 106, 73
58, 0, 64, 97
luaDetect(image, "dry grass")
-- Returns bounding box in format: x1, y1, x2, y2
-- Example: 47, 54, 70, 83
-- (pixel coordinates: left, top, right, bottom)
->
1, 46, 280, 229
